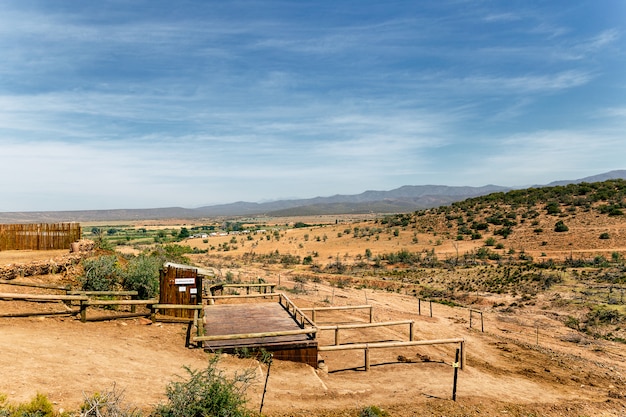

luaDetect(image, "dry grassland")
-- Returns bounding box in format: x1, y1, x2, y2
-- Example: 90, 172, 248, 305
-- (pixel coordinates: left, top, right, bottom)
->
2, 204, 626, 416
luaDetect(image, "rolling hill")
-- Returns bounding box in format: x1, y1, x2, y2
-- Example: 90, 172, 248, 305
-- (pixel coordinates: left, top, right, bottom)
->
1, 170, 624, 222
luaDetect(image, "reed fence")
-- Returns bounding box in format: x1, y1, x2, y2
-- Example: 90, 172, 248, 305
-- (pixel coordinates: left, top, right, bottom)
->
0, 223, 81, 250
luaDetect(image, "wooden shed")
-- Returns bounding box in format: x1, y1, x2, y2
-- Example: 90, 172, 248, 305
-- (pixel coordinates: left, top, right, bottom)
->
159, 264, 203, 319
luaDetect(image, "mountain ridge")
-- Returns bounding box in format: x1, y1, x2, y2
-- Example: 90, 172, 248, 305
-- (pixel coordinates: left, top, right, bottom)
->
1, 170, 624, 223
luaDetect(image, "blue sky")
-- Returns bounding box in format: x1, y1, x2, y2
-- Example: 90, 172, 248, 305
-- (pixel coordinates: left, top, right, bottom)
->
1, 1, 625, 211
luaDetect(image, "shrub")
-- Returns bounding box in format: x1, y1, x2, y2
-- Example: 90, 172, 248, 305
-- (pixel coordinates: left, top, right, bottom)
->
150, 244, 195, 265
153, 357, 255, 417
545, 202, 561, 215
554, 220, 569, 232
484, 237, 496, 246
0, 393, 55, 417
80, 256, 121, 291
360, 405, 388, 417
123, 255, 161, 299
599, 232, 610, 240
80, 384, 140, 417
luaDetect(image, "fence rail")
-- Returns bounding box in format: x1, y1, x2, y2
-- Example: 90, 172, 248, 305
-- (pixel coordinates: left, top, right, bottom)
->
0, 223, 81, 250
300, 305, 373, 323
318, 338, 466, 371
318, 320, 414, 345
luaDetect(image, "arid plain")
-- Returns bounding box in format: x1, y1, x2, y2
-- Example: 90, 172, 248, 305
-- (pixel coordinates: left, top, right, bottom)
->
2, 189, 626, 416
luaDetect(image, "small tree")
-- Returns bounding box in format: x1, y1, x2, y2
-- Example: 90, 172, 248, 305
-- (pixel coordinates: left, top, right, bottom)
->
153, 357, 255, 417
178, 227, 190, 240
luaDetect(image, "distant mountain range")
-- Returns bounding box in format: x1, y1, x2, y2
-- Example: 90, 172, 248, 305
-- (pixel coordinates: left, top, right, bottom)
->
1, 170, 625, 223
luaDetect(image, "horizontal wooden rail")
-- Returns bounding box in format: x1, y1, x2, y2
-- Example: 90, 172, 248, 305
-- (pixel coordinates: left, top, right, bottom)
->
151, 304, 203, 310
318, 338, 466, 371
222, 283, 276, 288
81, 299, 156, 306
79, 299, 157, 322
205, 293, 280, 300
0, 310, 80, 318
0, 292, 88, 302
317, 320, 414, 331
223, 283, 275, 295
81, 312, 150, 322
193, 327, 318, 342
318, 320, 415, 345
0, 280, 71, 291
67, 290, 138, 297
318, 337, 465, 351
300, 305, 373, 323
300, 305, 372, 312
0, 292, 86, 319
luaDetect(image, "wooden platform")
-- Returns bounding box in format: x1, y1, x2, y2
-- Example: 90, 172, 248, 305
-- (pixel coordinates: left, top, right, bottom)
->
202, 302, 318, 367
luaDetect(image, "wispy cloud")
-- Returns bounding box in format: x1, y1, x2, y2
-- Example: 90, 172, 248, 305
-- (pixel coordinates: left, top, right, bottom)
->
0, 1, 623, 210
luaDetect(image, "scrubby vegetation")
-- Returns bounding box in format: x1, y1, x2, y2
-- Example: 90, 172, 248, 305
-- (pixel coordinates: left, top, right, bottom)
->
153, 357, 255, 417
0, 358, 255, 417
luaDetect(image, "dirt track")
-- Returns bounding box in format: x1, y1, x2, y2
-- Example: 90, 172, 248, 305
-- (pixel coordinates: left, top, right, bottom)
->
1, 274, 626, 416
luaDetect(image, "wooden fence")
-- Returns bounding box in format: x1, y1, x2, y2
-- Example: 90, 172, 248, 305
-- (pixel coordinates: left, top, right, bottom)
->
300, 305, 374, 323
318, 338, 466, 371
0, 223, 81, 250
318, 320, 415, 346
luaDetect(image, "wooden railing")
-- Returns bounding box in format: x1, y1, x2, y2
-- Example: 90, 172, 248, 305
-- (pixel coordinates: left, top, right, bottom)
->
279, 293, 317, 329
318, 320, 415, 345
0, 279, 70, 291
0, 292, 87, 318
193, 327, 317, 343
300, 304, 374, 323
219, 283, 276, 294
319, 338, 466, 371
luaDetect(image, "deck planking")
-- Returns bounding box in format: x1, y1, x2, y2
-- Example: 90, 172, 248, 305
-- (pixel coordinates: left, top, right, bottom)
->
203, 302, 317, 350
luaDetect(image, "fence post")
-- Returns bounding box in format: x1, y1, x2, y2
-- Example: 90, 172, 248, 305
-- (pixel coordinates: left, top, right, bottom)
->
452, 348, 460, 401
459, 340, 465, 370
418, 298, 421, 316
80, 301, 87, 323
429, 300, 433, 317
536, 326, 539, 345
409, 321, 414, 341
480, 312, 484, 333
364, 346, 370, 371
369, 306, 373, 323
334, 327, 340, 346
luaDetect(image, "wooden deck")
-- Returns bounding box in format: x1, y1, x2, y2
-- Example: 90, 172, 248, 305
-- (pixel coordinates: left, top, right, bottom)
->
202, 302, 318, 367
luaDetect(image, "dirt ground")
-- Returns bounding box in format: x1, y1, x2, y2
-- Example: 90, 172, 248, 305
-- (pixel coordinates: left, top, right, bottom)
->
1, 265, 626, 416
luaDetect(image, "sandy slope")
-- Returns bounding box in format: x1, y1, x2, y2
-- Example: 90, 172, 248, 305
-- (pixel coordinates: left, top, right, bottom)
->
1, 274, 625, 416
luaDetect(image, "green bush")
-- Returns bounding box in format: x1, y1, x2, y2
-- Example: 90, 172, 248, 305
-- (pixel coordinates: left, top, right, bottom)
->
599, 232, 610, 240
152, 357, 255, 417
123, 255, 161, 299
360, 405, 388, 417
80, 256, 121, 291
554, 220, 569, 232
0, 393, 56, 417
